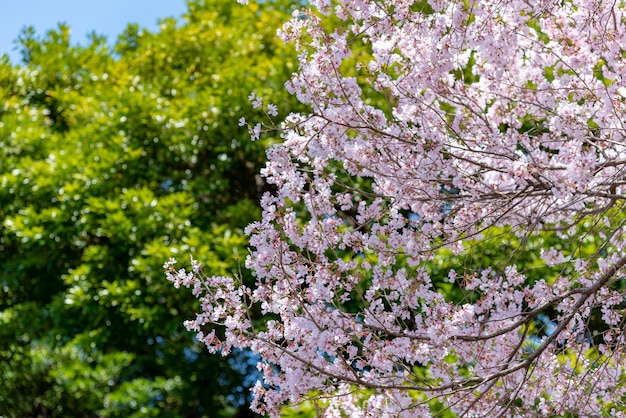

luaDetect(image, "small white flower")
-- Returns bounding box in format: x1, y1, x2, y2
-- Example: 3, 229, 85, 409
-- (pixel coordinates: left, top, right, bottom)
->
251, 123, 262, 140
267, 103, 278, 117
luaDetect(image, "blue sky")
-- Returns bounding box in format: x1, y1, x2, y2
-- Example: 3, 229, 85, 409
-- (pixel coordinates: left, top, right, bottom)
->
0, 0, 188, 63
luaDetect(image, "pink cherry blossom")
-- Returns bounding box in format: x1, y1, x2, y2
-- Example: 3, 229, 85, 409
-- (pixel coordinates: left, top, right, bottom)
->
168, 0, 626, 415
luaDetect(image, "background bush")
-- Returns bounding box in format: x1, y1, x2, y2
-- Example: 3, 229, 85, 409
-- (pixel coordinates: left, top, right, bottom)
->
0, 0, 299, 416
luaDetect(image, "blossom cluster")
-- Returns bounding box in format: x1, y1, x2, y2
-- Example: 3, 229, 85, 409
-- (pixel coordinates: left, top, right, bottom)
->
169, 0, 626, 415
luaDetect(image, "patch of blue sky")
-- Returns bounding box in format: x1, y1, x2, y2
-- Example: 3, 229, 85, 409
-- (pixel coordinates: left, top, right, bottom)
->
0, 0, 187, 63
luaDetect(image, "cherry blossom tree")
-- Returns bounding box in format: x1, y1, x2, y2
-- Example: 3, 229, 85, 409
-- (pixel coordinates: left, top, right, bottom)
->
167, 0, 626, 415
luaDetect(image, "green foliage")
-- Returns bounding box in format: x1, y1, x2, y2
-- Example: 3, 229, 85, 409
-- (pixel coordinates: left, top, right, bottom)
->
0, 0, 300, 416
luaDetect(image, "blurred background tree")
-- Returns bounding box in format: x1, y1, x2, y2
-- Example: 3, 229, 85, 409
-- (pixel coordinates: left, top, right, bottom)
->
0, 0, 300, 416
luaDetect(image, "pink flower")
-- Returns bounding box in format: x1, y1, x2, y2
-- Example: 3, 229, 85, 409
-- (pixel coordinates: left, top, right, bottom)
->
168, 0, 626, 414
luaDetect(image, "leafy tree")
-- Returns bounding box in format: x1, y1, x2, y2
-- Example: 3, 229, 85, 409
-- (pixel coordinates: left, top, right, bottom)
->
169, 0, 626, 416
0, 0, 300, 416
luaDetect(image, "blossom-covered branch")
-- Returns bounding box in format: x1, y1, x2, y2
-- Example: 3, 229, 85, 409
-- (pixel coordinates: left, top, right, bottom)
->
168, 0, 626, 415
